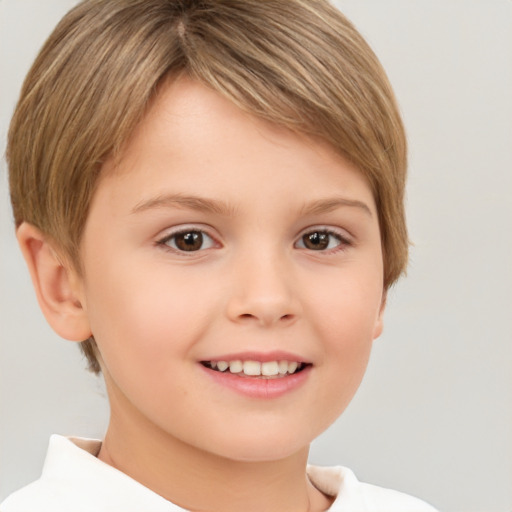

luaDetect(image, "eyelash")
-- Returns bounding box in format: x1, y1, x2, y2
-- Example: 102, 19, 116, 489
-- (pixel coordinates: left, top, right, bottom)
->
156, 227, 352, 255
156, 227, 217, 254
295, 228, 351, 253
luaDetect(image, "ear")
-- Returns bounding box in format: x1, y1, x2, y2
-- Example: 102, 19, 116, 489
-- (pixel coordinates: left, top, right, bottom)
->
372, 291, 387, 340
16, 222, 91, 342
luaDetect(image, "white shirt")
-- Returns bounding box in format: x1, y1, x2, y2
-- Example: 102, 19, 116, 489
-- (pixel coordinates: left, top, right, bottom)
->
1, 436, 438, 512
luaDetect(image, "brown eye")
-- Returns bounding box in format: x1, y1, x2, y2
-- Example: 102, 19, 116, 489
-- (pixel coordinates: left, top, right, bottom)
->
175, 231, 203, 251
162, 230, 215, 252
303, 232, 329, 250
296, 230, 345, 251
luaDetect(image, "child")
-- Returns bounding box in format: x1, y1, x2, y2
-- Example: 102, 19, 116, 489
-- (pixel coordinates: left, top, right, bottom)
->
2, 0, 438, 510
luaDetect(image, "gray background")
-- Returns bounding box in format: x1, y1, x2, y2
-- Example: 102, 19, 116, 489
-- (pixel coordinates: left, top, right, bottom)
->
1, 1, 511, 511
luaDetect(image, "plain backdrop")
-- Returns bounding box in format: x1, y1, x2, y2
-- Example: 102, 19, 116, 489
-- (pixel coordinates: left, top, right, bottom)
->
1, 1, 511, 511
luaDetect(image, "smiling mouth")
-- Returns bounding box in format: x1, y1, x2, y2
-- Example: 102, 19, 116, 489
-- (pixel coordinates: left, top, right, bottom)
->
200, 360, 310, 378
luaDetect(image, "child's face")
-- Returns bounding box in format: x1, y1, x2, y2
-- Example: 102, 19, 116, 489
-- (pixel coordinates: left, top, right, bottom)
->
76, 77, 384, 462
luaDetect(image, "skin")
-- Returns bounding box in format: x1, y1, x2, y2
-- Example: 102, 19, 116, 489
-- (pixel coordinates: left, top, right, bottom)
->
18, 77, 385, 512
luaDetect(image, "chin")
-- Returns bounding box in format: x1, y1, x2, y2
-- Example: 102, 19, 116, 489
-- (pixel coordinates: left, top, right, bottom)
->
197, 428, 313, 463
219, 444, 308, 463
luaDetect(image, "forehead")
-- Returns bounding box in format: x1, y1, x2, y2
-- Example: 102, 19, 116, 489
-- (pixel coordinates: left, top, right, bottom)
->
96, 76, 376, 216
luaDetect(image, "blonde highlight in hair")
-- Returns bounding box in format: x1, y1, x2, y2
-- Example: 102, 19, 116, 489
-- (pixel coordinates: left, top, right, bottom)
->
8, 0, 408, 373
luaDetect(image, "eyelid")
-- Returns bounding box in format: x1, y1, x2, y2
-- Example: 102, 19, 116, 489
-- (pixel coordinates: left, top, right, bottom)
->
294, 226, 353, 251
156, 224, 220, 253
298, 224, 353, 240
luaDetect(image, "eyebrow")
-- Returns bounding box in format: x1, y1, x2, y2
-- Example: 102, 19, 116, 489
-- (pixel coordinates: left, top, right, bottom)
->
131, 194, 238, 216
131, 193, 372, 217
300, 197, 373, 217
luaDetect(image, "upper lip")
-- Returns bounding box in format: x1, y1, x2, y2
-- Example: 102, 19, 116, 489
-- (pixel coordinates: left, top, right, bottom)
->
199, 350, 311, 364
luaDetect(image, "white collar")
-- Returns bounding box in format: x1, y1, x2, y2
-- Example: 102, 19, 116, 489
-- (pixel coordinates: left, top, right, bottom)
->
42, 435, 182, 511
2, 435, 436, 511
37, 435, 364, 511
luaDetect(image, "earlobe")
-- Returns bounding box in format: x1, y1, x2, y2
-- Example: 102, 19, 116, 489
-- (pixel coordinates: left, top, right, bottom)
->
16, 222, 91, 342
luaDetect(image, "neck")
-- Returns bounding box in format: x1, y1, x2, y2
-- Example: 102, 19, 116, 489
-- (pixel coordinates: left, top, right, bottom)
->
98, 388, 332, 512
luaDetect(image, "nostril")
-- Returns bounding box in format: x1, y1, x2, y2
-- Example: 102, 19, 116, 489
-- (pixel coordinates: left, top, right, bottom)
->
234, 312, 295, 327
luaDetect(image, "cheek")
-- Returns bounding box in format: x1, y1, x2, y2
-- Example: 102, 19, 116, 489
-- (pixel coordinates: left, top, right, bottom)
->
304, 268, 382, 409
82, 259, 217, 371
83, 268, 213, 419
319, 292, 376, 382
308, 266, 383, 344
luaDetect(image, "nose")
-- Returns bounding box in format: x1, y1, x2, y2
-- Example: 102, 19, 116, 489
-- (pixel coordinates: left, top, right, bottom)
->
225, 250, 301, 328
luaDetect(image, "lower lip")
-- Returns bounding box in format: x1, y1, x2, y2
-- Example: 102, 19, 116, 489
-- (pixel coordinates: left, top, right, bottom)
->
200, 364, 311, 399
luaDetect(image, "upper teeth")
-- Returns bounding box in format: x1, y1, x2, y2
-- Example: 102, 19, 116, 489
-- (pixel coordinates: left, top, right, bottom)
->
207, 360, 302, 377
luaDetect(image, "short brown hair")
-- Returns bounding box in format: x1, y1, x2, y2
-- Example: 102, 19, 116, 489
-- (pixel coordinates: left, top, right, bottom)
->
8, 0, 408, 373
